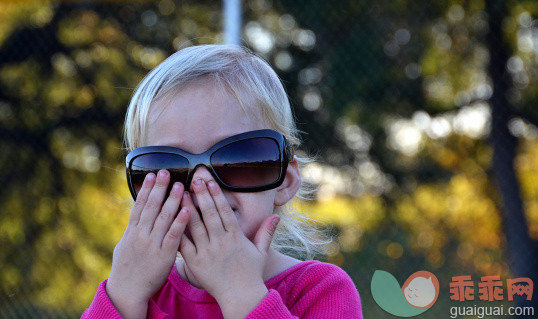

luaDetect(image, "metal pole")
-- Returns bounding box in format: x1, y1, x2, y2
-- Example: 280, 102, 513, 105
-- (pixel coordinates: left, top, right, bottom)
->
224, 0, 241, 45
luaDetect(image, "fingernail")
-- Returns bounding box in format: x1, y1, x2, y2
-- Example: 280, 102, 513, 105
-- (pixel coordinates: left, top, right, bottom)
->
173, 182, 181, 189
183, 191, 189, 199
193, 179, 202, 186
159, 170, 168, 177
146, 173, 155, 182
207, 180, 216, 189
272, 216, 280, 227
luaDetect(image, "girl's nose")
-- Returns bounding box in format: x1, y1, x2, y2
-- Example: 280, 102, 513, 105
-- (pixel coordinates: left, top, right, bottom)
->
189, 165, 214, 191
188, 165, 217, 212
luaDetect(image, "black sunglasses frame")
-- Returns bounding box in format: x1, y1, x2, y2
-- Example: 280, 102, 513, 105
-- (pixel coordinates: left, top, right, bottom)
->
126, 129, 294, 200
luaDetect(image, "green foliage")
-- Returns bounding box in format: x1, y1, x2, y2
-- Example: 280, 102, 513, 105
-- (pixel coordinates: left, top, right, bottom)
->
0, 0, 537, 317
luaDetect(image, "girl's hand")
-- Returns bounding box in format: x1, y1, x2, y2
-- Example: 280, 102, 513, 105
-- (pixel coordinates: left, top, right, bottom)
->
179, 179, 280, 319
106, 170, 191, 319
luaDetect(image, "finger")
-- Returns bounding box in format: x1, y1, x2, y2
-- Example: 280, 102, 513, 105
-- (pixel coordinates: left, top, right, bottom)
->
152, 182, 184, 242
179, 233, 197, 260
191, 179, 225, 239
253, 215, 280, 254
128, 173, 156, 226
206, 180, 239, 233
182, 190, 209, 246
162, 207, 190, 252
138, 170, 170, 232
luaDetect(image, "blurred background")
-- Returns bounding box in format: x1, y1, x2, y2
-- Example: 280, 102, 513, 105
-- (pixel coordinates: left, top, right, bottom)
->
0, 0, 537, 318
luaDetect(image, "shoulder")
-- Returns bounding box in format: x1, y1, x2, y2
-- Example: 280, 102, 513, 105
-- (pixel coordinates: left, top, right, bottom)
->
293, 260, 356, 286
276, 260, 358, 297
281, 261, 362, 315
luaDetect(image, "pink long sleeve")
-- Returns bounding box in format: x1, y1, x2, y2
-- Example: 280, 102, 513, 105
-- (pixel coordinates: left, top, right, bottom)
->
81, 280, 122, 319
246, 263, 362, 318
81, 280, 166, 319
82, 261, 362, 318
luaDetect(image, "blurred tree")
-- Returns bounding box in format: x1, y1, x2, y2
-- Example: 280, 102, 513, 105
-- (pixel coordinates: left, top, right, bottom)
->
1, 0, 537, 317
0, 1, 222, 316
269, 0, 538, 314
485, 0, 537, 312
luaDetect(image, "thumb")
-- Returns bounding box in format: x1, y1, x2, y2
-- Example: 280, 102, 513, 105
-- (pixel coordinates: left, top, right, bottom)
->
253, 214, 280, 253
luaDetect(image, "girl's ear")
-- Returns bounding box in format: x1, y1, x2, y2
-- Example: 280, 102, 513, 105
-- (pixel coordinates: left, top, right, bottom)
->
274, 159, 301, 206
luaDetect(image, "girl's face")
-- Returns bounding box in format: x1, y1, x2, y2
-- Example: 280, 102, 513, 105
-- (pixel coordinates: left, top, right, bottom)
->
144, 80, 299, 240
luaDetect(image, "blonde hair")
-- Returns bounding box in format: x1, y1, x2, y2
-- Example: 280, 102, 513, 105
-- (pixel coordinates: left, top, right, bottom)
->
124, 44, 329, 259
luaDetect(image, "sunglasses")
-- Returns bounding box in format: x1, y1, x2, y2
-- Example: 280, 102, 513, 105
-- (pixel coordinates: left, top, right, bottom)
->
125, 129, 294, 200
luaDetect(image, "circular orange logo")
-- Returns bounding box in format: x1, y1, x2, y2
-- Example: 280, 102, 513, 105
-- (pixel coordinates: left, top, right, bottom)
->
401, 270, 440, 309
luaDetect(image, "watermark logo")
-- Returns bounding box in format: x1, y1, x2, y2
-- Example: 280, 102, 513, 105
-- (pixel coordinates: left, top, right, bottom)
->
448, 275, 534, 318
372, 271, 534, 318
371, 270, 440, 317
449, 275, 533, 302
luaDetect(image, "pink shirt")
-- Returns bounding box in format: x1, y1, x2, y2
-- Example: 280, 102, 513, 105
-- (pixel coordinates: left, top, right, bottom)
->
82, 260, 362, 318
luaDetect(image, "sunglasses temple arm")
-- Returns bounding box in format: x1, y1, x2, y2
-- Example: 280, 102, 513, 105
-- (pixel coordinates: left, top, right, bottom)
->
286, 142, 294, 162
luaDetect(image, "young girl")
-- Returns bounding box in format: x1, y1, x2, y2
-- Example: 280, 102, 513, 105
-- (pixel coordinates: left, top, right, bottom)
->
83, 44, 362, 318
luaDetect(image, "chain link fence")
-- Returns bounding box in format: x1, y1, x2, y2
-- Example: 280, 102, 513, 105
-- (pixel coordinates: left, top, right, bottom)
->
0, 0, 537, 318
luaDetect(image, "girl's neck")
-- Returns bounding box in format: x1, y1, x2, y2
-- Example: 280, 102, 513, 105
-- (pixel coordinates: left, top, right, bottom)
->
175, 248, 301, 289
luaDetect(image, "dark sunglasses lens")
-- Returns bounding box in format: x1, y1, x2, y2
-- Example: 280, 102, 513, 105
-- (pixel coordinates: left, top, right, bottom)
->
130, 153, 189, 195
211, 138, 281, 188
